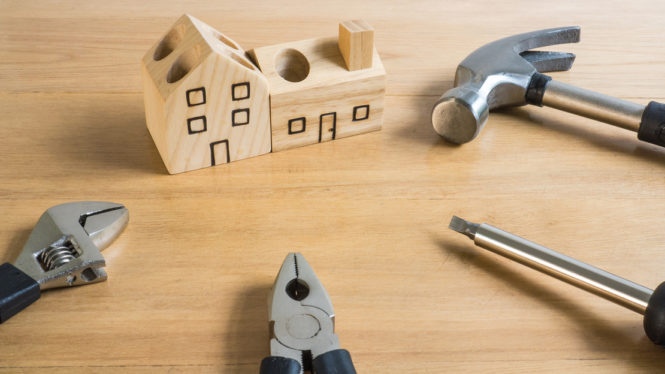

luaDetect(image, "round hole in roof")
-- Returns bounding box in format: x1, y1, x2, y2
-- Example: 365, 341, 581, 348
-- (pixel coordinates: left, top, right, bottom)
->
153, 24, 186, 61
275, 48, 310, 82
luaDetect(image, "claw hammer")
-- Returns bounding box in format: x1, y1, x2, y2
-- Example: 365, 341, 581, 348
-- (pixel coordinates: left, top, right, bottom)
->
432, 26, 665, 148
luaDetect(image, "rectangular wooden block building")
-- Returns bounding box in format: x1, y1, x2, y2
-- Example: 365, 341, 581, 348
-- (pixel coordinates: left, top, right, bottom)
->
248, 29, 386, 152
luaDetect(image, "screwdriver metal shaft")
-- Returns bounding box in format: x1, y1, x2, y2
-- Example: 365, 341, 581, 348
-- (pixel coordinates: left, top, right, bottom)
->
449, 216, 653, 314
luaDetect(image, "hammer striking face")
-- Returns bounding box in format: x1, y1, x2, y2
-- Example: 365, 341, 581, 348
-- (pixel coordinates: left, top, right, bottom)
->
432, 26, 580, 144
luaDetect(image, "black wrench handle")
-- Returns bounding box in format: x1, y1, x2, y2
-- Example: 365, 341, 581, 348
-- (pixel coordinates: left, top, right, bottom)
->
0, 263, 40, 323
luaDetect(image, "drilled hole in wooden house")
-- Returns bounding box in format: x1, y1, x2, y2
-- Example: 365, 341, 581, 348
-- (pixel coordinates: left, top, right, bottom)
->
275, 48, 310, 82
216, 32, 241, 50
153, 24, 186, 61
166, 46, 202, 83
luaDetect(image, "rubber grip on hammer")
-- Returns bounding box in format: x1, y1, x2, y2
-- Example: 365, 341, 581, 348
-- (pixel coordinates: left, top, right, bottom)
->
525, 72, 552, 107
637, 101, 665, 148
0, 263, 40, 324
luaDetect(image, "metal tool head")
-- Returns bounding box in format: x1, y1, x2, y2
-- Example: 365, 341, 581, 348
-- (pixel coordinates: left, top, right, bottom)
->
14, 201, 129, 290
432, 26, 581, 144
267, 253, 339, 373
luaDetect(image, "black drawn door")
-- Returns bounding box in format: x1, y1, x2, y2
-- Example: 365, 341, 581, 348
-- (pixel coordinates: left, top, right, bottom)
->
319, 112, 336, 142
210, 140, 230, 166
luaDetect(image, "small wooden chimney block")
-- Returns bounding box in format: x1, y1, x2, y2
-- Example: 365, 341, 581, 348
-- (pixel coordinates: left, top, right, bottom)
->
338, 20, 374, 71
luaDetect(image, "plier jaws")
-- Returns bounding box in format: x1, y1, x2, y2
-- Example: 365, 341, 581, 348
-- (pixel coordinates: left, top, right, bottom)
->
261, 253, 356, 374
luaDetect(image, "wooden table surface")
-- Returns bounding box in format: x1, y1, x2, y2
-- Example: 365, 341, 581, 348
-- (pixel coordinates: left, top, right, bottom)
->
2, 1, 665, 372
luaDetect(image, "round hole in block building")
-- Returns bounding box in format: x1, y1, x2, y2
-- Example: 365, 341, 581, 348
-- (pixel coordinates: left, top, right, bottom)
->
166, 46, 202, 83
275, 48, 310, 82
153, 24, 186, 61
216, 32, 241, 50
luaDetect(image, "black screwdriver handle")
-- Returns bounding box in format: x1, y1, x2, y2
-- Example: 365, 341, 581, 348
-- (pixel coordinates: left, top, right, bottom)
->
259, 356, 301, 374
312, 349, 357, 374
644, 282, 665, 345
637, 102, 665, 148
0, 263, 41, 324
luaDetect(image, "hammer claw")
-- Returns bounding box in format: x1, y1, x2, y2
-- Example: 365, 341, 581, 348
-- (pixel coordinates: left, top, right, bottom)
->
520, 51, 576, 73
512, 26, 581, 53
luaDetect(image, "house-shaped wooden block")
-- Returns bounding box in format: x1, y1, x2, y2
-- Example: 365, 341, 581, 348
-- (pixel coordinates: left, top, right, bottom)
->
248, 20, 386, 152
141, 14, 271, 174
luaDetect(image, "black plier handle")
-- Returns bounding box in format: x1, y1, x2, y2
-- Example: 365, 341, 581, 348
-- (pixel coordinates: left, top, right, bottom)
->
260, 349, 356, 374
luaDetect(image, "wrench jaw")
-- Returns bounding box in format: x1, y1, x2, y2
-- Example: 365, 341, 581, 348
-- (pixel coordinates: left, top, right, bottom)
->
13, 202, 128, 291
78, 203, 130, 251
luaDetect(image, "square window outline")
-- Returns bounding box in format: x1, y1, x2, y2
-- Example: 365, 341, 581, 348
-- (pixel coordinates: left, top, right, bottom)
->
210, 139, 230, 166
288, 117, 306, 135
186, 87, 206, 107
352, 104, 370, 121
232, 108, 250, 126
231, 82, 250, 101
187, 116, 207, 134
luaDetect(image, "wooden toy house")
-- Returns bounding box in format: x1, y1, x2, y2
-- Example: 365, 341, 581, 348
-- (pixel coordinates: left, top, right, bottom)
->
141, 15, 271, 174
248, 20, 386, 152
142, 16, 386, 174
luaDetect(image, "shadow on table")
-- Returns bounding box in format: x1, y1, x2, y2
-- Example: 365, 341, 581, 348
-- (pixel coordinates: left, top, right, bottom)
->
503, 107, 665, 167
435, 236, 665, 370
222, 283, 270, 374
47, 100, 168, 175
390, 79, 457, 148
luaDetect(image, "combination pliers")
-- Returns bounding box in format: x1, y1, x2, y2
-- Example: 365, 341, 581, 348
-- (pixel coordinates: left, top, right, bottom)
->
260, 253, 357, 374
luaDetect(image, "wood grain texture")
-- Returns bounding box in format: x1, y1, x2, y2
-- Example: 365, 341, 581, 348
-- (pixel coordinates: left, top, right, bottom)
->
249, 35, 385, 152
142, 14, 271, 174
1, 1, 665, 373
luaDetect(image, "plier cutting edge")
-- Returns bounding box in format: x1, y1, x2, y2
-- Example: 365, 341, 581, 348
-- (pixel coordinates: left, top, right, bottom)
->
261, 253, 357, 374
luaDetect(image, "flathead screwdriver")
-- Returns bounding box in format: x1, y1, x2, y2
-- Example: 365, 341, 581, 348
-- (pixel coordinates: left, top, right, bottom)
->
449, 216, 665, 346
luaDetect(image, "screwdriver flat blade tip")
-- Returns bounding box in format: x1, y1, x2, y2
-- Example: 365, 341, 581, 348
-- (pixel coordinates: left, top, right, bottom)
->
449, 216, 479, 239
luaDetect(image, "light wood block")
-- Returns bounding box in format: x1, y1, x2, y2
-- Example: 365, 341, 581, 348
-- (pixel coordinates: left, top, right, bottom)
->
248, 34, 386, 152
338, 20, 375, 71
141, 14, 271, 174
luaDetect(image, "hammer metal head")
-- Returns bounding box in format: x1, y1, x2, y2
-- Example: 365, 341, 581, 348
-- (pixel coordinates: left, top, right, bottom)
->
432, 26, 581, 144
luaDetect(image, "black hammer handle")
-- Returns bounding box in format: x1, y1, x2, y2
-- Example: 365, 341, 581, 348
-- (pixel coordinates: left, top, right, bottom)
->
0, 263, 41, 323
